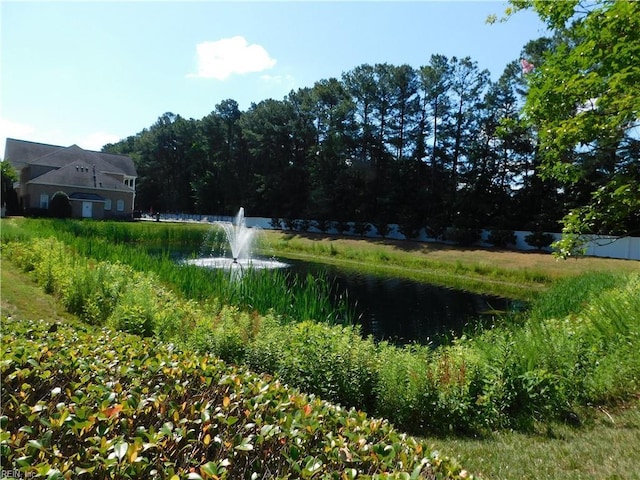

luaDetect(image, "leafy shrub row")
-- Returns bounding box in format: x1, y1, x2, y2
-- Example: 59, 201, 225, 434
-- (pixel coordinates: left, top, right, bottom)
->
4, 237, 640, 435
1, 315, 472, 479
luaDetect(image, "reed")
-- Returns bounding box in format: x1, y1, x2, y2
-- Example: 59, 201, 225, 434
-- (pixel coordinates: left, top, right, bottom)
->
0, 218, 355, 325
3, 221, 639, 437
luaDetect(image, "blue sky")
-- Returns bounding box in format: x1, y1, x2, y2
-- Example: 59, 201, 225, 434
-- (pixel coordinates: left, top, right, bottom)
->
0, 1, 547, 158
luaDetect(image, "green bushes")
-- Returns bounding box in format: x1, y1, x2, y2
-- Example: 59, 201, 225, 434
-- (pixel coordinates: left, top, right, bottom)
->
247, 321, 379, 411
524, 231, 555, 250
445, 227, 481, 246
487, 229, 516, 248
1, 315, 472, 479
188, 305, 265, 364
3, 231, 640, 436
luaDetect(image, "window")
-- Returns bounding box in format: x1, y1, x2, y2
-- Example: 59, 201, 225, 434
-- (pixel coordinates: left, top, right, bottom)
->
116, 199, 124, 212
104, 198, 112, 210
40, 193, 49, 209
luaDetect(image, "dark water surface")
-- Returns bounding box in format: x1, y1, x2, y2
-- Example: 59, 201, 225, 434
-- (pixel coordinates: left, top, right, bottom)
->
286, 259, 513, 345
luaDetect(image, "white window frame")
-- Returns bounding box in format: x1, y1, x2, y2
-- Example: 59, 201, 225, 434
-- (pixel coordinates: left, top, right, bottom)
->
116, 199, 125, 212
104, 198, 112, 210
40, 193, 49, 209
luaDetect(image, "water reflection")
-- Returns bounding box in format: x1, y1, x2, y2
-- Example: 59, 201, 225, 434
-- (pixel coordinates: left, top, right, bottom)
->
286, 260, 513, 345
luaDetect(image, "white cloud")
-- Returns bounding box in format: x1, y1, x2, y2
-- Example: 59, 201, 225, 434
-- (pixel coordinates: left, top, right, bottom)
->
78, 132, 122, 151
188, 36, 276, 80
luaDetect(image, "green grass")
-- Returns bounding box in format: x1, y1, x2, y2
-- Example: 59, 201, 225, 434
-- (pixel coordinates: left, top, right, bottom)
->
4, 231, 639, 436
0, 218, 356, 325
424, 402, 640, 480
262, 231, 639, 300
3, 260, 639, 479
527, 272, 628, 322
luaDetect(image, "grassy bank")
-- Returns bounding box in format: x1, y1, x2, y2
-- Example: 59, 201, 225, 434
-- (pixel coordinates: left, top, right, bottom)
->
0, 218, 357, 325
425, 401, 640, 480
3, 258, 639, 480
4, 217, 638, 301
261, 231, 640, 301
3, 222, 639, 437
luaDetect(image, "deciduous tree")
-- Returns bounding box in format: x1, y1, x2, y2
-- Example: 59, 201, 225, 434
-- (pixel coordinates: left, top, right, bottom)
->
507, 0, 640, 256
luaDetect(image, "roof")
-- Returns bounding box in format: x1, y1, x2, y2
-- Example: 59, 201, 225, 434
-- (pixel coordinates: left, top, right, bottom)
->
4, 138, 136, 177
31, 145, 122, 174
4, 138, 61, 165
28, 159, 134, 193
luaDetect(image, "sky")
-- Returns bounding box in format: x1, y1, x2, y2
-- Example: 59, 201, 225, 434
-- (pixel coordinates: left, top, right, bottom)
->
0, 1, 548, 159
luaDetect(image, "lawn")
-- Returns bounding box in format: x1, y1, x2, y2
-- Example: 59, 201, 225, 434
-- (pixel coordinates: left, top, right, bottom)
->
3, 258, 639, 479
2, 218, 639, 479
261, 230, 640, 300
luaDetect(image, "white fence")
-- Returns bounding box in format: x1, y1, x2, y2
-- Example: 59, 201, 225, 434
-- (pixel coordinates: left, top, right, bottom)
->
145, 213, 640, 261
582, 235, 640, 261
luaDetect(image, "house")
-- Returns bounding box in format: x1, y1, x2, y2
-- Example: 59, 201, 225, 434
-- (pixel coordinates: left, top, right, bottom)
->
4, 138, 137, 219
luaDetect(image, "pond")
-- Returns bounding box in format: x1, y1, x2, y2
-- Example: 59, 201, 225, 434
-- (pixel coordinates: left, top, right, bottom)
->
285, 259, 514, 346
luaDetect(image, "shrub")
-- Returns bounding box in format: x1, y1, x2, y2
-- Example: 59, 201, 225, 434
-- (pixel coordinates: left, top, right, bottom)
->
247, 320, 379, 411
375, 344, 430, 428
269, 217, 282, 229
373, 222, 392, 238
335, 220, 352, 234
353, 221, 371, 237
2, 315, 473, 479
425, 220, 448, 240
299, 219, 313, 232
314, 219, 333, 233
283, 218, 299, 231
446, 227, 481, 246
525, 231, 555, 250
579, 274, 640, 402
189, 306, 262, 364
397, 214, 423, 240
487, 229, 517, 248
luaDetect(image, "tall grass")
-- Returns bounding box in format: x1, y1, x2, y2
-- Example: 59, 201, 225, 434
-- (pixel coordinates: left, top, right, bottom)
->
0, 218, 356, 325
527, 271, 626, 321
266, 233, 552, 300
3, 219, 639, 435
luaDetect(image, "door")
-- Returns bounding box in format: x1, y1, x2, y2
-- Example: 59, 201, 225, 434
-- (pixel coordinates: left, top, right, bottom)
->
82, 201, 93, 218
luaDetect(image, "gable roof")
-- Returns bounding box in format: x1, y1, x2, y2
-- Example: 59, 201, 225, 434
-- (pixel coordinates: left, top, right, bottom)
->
95, 151, 137, 177
28, 159, 134, 193
4, 138, 136, 177
4, 138, 61, 165
31, 145, 122, 175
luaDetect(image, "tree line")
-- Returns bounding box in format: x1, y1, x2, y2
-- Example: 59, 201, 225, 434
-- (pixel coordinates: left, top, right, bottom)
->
106, 54, 560, 238
104, 0, 638, 243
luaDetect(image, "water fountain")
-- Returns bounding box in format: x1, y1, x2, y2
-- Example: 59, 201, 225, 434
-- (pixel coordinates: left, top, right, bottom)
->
186, 207, 288, 270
